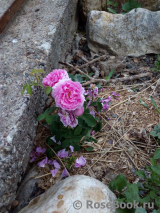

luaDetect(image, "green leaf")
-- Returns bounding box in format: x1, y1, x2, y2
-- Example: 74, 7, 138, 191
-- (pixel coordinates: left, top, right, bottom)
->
108, 69, 114, 80
108, 7, 117, 14
85, 147, 94, 151
125, 183, 139, 203
27, 84, 32, 95
81, 113, 96, 127
47, 138, 55, 146
136, 170, 147, 179
71, 136, 82, 142
71, 142, 80, 151
122, 0, 141, 12
55, 129, 63, 142
45, 86, 52, 94
107, 0, 113, 6
46, 115, 53, 125
97, 102, 102, 112
139, 194, 150, 203
150, 158, 157, 166
62, 139, 71, 148
151, 165, 160, 175
150, 190, 156, 199
158, 55, 160, 62
155, 61, 160, 68
46, 148, 54, 158
156, 197, 160, 207
151, 68, 160, 72
154, 148, 160, 159
74, 126, 82, 135
135, 208, 147, 213
150, 97, 160, 114
93, 121, 102, 132
150, 131, 158, 137
90, 101, 97, 106
37, 113, 46, 121
109, 174, 127, 192
139, 99, 148, 107
96, 84, 101, 88
74, 74, 84, 83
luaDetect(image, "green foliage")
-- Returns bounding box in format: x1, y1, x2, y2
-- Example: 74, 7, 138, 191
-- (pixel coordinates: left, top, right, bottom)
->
139, 99, 148, 107
122, 0, 141, 13
150, 97, 160, 114
150, 124, 160, 140
151, 55, 160, 72
21, 69, 46, 95
109, 146, 160, 212
63, 156, 76, 169
105, 69, 114, 80
107, 0, 118, 14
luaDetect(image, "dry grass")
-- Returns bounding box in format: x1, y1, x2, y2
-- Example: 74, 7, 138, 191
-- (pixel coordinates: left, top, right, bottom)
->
32, 80, 160, 190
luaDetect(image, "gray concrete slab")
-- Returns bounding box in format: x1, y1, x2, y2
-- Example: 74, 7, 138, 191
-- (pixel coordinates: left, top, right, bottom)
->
0, 0, 15, 17
0, 0, 78, 210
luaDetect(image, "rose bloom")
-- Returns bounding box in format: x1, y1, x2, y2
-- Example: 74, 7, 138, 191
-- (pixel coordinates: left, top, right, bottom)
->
42, 69, 69, 87
52, 79, 85, 111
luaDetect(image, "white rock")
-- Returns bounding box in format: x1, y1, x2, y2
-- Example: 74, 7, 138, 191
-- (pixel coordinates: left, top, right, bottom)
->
80, 0, 106, 23
19, 175, 116, 213
87, 9, 160, 56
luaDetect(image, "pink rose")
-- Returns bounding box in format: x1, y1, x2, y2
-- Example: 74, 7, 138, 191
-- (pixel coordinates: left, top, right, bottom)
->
74, 106, 84, 117
42, 69, 69, 87
52, 79, 85, 111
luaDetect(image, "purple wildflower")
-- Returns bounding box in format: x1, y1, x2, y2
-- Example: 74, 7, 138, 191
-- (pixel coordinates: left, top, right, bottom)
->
37, 157, 48, 168
62, 168, 68, 177
74, 156, 87, 167
48, 160, 61, 169
36, 147, 46, 154
112, 92, 119, 97
51, 169, 59, 177
89, 110, 95, 117
102, 103, 109, 112
90, 130, 95, 136
69, 145, 74, 153
57, 149, 69, 158
116, 97, 119, 100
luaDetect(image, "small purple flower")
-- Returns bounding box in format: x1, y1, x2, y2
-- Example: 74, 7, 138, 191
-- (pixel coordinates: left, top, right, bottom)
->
102, 103, 109, 112
62, 168, 68, 177
74, 156, 86, 167
87, 100, 91, 108
89, 110, 95, 117
90, 130, 95, 136
69, 145, 74, 153
48, 160, 61, 169
69, 111, 78, 128
116, 97, 119, 100
93, 87, 98, 98
37, 157, 48, 168
112, 92, 119, 97
36, 147, 46, 154
101, 88, 104, 92
51, 168, 59, 177
100, 98, 103, 103
57, 149, 68, 158
30, 156, 36, 162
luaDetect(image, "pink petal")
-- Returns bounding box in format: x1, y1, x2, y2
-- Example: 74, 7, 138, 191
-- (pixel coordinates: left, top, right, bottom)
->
62, 168, 68, 177
69, 145, 74, 153
57, 149, 68, 158
51, 168, 59, 177
36, 147, 46, 154
74, 156, 86, 167
53, 160, 61, 169
37, 157, 48, 168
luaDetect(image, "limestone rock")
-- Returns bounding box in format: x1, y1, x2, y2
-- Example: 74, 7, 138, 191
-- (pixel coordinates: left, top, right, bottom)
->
116, 0, 160, 11
87, 9, 160, 56
80, 0, 106, 24
19, 175, 116, 213
99, 56, 125, 76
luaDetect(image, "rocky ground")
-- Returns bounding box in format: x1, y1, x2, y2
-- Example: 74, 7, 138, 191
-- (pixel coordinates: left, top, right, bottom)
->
10, 26, 160, 212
